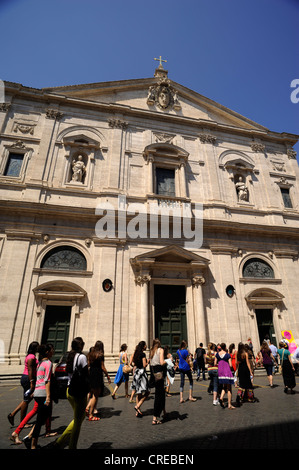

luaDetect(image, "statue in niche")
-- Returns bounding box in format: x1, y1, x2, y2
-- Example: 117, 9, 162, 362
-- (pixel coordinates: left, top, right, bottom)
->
235, 176, 249, 201
71, 154, 86, 182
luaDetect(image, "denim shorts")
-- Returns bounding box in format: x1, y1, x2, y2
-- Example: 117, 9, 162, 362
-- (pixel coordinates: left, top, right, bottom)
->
264, 364, 273, 376
21, 374, 31, 401
208, 369, 219, 392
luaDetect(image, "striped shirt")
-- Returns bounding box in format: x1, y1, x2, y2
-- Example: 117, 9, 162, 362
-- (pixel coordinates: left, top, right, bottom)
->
34, 359, 52, 397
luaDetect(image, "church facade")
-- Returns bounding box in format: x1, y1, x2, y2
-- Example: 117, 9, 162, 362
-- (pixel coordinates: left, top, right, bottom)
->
0, 64, 299, 372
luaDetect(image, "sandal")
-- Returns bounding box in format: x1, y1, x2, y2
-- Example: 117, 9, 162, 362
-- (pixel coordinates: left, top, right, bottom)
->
10, 433, 22, 445
45, 432, 58, 437
152, 419, 162, 425
88, 416, 100, 421
7, 413, 14, 426
134, 406, 143, 417
189, 397, 197, 402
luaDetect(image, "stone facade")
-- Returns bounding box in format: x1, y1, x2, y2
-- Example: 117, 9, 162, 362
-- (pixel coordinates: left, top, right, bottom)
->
0, 66, 298, 372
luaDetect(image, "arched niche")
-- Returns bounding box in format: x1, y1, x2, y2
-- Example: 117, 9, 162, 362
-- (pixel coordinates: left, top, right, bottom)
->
55, 126, 106, 190
219, 150, 259, 205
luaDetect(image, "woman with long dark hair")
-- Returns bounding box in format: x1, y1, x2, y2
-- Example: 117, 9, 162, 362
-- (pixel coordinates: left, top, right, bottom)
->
277, 341, 296, 394
86, 340, 111, 419
257, 341, 278, 387
215, 343, 235, 409
8, 341, 39, 428
131, 341, 149, 417
206, 342, 219, 405
31, 343, 54, 449
55, 337, 88, 449
149, 339, 166, 425
111, 344, 129, 399
177, 340, 196, 403
235, 342, 256, 404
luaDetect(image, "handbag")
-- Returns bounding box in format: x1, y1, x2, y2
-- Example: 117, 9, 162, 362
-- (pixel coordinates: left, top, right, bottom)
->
68, 354, 89, 399
153, 370, 163, 381
123, 364, 132, 374
149, 364, 164, 383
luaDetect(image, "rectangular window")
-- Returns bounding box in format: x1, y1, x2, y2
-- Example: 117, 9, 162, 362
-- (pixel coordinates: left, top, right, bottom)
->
280, 188, 292, 208
4, 152, 24, 177
156, 167, 175, 197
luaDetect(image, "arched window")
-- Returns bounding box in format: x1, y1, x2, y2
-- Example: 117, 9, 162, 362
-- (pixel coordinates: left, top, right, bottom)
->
242, 258, 274, 279
41, 246, 87, 271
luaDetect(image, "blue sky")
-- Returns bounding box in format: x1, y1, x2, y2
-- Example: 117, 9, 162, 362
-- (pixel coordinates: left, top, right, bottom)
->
1, 0, 298, 154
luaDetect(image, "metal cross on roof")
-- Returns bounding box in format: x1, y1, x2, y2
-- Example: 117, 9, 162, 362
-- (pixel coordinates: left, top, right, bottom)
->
154, 56, 167, 68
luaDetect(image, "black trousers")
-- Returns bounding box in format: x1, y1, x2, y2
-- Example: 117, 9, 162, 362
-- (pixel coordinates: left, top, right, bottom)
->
152, 366, 166, 418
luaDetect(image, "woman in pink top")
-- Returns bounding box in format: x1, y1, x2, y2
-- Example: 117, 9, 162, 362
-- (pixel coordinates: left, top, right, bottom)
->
7, 341, 39, 427
31, 343, 54, 449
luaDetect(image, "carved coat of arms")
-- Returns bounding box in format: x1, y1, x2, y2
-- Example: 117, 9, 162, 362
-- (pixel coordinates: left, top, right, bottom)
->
147, 78, 181, 110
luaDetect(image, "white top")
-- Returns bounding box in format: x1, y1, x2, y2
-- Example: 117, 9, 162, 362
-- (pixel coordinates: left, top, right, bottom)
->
151, 348, 162, 367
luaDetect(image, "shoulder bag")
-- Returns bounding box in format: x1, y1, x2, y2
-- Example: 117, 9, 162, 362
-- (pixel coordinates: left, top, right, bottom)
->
278, 349, 285, 374
123, 364, 132, 374
68, 354, 89, 399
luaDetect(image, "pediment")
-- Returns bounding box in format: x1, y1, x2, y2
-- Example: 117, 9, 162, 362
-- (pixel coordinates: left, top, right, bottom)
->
131, 245, 210, 268
43, 76, 268, 132
245, 288, 284, 304
33, 280, 87, 295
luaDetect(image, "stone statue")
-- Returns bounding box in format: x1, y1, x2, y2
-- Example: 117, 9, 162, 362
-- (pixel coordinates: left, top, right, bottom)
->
235, 176, 249, 201
147, 86, 156, 103
71, 155, 86, 182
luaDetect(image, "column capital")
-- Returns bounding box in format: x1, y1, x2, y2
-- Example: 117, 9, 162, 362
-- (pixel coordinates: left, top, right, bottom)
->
192, 275, 205, 286
135, 274, 151, 286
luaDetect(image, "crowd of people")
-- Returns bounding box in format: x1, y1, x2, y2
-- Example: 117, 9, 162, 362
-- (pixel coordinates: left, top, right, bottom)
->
7, 334, 298, 449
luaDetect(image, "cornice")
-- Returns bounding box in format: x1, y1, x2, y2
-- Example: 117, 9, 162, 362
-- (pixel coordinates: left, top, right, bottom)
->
1, 199, 298, 241
3, 81, 298, 147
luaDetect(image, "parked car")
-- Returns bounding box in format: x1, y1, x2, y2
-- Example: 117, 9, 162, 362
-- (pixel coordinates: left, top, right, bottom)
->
54, 353, 69, 398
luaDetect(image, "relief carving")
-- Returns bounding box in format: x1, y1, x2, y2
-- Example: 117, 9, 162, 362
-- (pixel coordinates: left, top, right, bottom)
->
287, 149, 297, 160
14, 123, 35, 135
46, 108, 63, 120
147, 78, 181, 110
108, 118, 128, 129
251, 143, 265, 153
0, 103, 11, 112
199, 134, 217, 145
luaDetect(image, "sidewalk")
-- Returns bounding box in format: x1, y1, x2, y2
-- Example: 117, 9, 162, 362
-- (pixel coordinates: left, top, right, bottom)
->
0, 372, 298, 452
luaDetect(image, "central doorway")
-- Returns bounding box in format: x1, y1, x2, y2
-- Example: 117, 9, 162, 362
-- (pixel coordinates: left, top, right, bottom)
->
41, 305, 71, 362
255, 308, 277, 347
154, 285, 187, 355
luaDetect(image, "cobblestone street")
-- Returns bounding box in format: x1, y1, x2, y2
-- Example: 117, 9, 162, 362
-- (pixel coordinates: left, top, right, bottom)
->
1, 371, 298, 458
